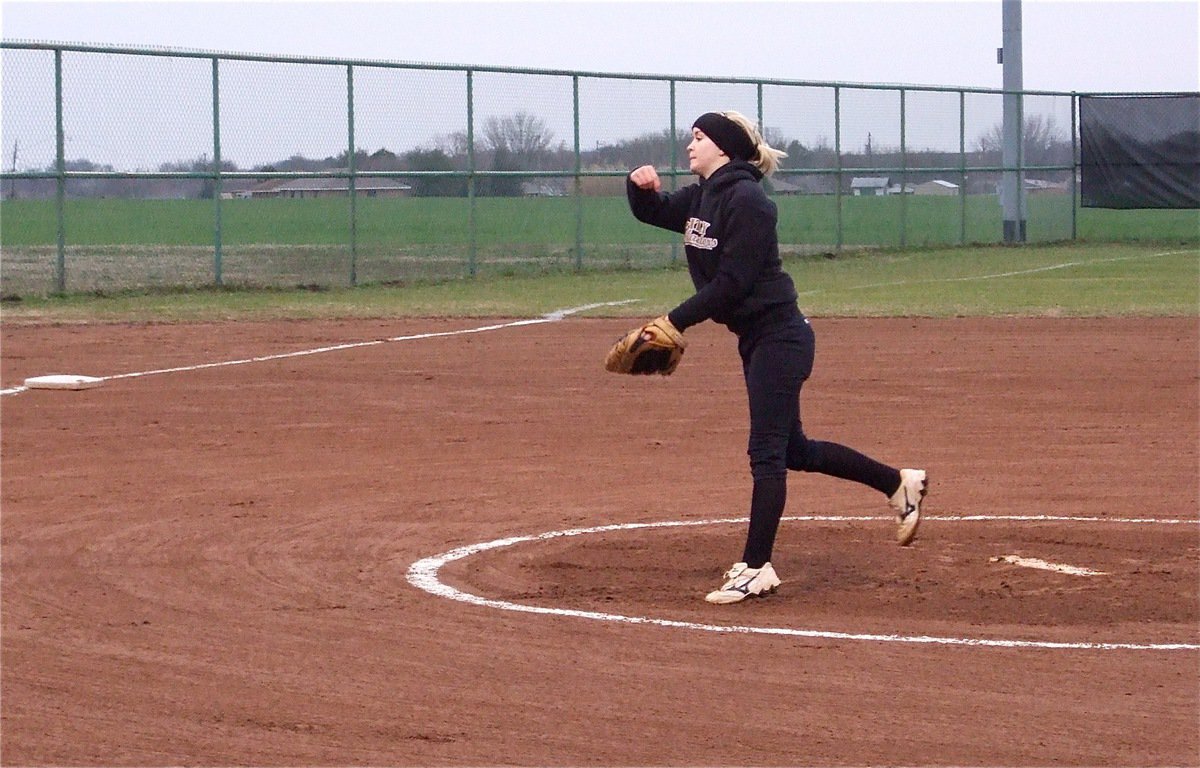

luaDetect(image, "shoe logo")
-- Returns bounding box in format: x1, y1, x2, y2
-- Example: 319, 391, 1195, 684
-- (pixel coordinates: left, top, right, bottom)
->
718, 569, 757, 595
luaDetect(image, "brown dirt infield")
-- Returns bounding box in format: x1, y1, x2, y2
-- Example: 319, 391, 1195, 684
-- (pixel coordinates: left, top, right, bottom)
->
2, 315, 1197, 765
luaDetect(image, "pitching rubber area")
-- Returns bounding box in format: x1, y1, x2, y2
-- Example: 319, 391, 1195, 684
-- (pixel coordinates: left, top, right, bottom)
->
409, 515, 1198, 651
2, 310, 1197, 764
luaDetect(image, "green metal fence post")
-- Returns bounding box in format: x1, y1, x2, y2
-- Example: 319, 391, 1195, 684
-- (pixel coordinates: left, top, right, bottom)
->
756, 82, 764, 135
669, 79, 679, 264
347, 63, 358, 286
959, 89, 967, 245
899, 88, 907, 248
1071, 92, 1079, 241
834, 85, 843, 253
54, 48, 65, 294
467, 69, 477, 277
212, 56, 223, 287
573, 74, 583, 271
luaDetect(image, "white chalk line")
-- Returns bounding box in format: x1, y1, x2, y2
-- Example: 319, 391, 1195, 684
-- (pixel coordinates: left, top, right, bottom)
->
407, 515, 1200, 652
0, 300, 639, 397
795, 248, 1197, 297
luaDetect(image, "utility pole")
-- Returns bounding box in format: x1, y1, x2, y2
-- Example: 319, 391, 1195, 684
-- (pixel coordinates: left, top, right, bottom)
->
999, 0, 1027, 242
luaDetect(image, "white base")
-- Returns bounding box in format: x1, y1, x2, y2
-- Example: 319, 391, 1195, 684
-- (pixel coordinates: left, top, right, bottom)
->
24, 374, 105, 390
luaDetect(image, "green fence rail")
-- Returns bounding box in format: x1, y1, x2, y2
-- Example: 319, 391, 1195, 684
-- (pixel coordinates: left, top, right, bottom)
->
1, 41, 1194, 296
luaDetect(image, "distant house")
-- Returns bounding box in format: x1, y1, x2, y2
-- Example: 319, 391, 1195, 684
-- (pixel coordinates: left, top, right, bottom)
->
989, 178, 1072, 196
850, 176, 890, 196
1024, 178, 1070, 194
913, 179, 959, 196
768, 175, 837, 195
220, 181, 257, 199
521, 181, 567, 197
766, 176, 803, 195
578, 172, 627, 196
887, 182, 916, 195
235, 175, 412, 199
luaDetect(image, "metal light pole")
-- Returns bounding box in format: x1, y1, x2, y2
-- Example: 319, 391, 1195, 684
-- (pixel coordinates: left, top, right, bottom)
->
1000, 0, 1027, 242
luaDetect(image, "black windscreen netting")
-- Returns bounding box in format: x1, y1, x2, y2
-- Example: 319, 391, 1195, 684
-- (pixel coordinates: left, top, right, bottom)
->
1079, 94, 1200, 209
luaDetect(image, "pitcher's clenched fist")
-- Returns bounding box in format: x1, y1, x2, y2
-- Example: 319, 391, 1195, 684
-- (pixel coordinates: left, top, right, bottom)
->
629, 165, 662, 192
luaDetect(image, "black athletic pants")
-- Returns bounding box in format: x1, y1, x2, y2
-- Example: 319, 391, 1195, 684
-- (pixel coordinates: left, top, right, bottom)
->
737, 314, 900, 569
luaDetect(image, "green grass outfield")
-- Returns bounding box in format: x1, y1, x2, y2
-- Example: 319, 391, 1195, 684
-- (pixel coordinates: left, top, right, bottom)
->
2, 242, 1196, 325
3, 195, 1196, 299
4, 195, 1199, 247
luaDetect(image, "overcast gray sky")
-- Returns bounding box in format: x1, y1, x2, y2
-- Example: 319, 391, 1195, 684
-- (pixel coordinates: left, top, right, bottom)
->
2, 0, 1196, 170
3, 0, 1197, 92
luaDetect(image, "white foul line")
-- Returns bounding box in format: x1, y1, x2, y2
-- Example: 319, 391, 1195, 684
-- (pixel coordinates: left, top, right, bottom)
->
0, 300, 639, 397
406, 515, 1200, 652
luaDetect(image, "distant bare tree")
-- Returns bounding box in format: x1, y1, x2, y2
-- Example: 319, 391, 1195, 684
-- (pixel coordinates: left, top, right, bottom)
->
975, 114, 1071, 165
762, 126, 789, 152
432, 131, 470, 159
477, 112, 557, 195
482, 112, 554, 160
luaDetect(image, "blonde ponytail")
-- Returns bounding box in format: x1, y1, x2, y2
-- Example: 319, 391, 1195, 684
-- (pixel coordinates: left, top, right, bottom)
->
721, 110, 787, 177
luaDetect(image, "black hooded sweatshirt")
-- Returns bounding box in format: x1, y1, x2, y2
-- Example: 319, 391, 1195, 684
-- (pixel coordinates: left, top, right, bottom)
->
626, 160, 800, 337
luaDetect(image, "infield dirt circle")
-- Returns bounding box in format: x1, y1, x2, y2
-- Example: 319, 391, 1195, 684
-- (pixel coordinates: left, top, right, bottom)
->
2, 315, 1196, 764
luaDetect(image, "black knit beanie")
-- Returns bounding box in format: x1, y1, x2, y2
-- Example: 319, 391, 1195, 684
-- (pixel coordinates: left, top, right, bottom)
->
692, 112, 756, 162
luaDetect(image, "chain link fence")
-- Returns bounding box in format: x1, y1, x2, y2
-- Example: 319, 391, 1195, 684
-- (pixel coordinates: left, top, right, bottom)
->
0, 41, 1187, 296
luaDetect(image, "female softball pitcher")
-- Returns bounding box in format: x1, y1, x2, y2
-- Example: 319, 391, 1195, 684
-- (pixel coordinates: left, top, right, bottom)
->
625, 110, 928, 605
